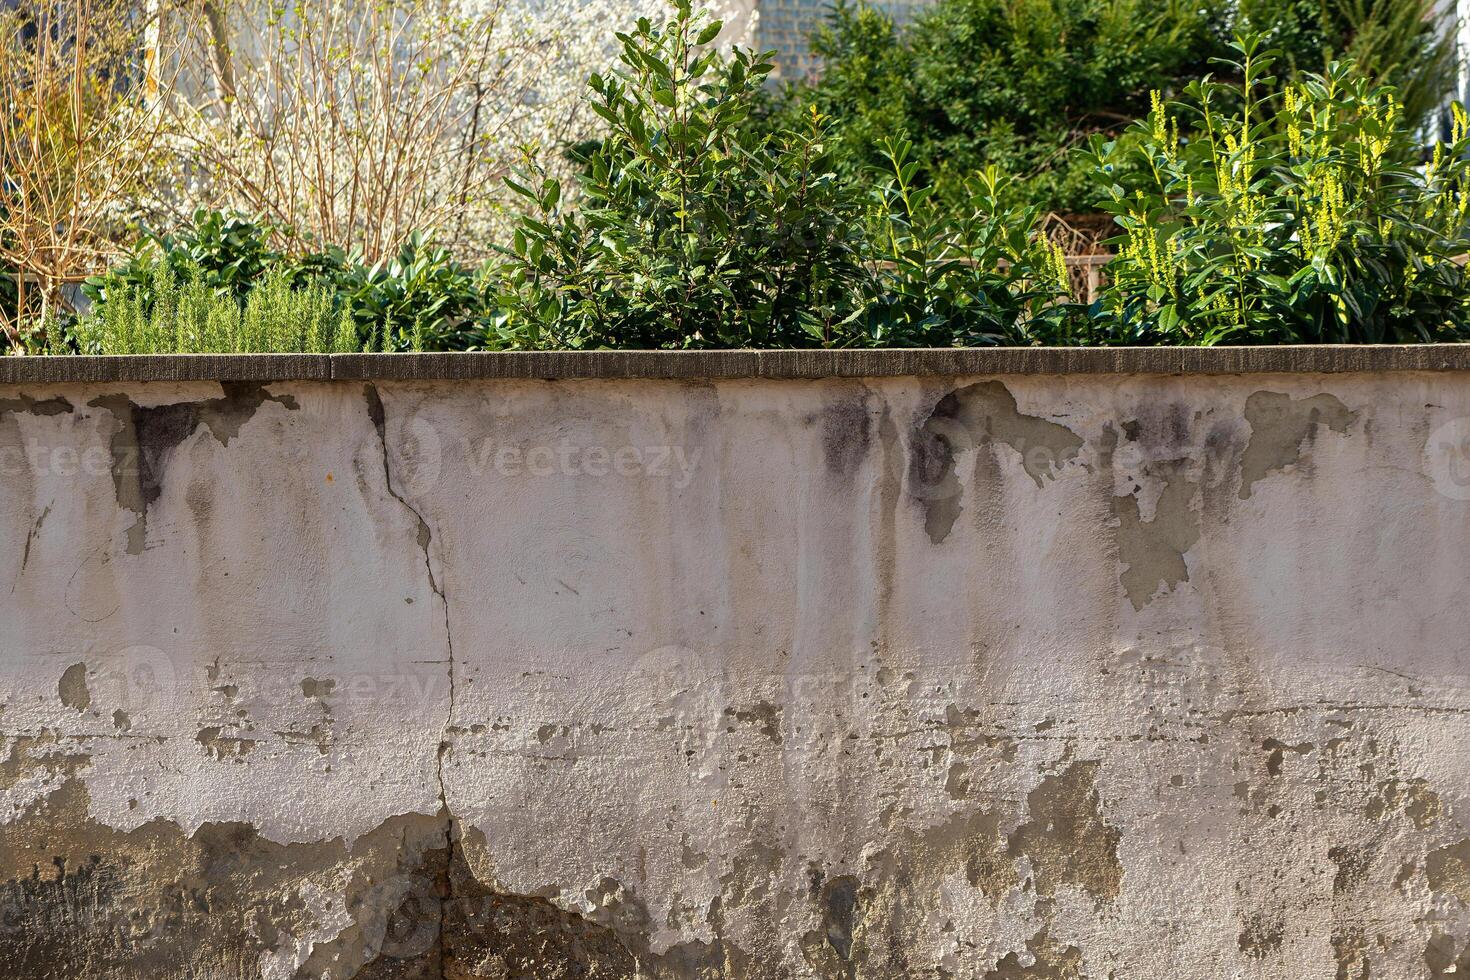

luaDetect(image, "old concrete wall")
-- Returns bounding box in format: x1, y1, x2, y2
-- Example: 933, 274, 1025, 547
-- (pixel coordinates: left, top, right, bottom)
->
3, 360, 1470, 978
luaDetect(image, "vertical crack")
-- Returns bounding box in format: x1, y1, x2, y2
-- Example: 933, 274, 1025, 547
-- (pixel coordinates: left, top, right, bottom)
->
363, 384, 457, 978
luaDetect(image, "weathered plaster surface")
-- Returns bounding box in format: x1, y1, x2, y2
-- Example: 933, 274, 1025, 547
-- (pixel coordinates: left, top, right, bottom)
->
2, 372, 1469, 978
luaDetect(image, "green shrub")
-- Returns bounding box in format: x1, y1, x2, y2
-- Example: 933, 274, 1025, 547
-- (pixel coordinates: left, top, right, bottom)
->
765, 0, 1455, 217
492, 1, 1068, 348
41, 4, 1470, 353
82, 211, 487, 352
82, 210, 289, 313
74, 262, 356, 354
1239, 0, 1454, 129
862, 140, 1076, 345
1088, 37, 1470, 344
333, 233, 489, 352
760, 0, 1221, 215
493, 2, 871, 348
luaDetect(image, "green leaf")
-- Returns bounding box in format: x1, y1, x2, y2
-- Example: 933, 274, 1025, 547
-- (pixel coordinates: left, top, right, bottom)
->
695, 21, 722, 45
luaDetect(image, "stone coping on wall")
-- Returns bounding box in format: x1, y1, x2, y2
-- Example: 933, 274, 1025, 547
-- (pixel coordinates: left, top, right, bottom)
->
3, 345, 1470, 383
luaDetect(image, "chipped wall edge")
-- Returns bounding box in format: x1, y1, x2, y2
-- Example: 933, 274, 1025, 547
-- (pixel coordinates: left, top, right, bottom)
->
4, 344, 1470, 382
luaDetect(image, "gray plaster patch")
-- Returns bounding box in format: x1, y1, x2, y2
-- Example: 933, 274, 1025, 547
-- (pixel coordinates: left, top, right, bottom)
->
195, 727, 257, 762
301, 677, 336, 699
0, 394, 73, 417
1331, 927, 1370, 980
983, 927, 1085, 979
1427, 931, 1470, 976
1007, 760, 1123, 902
1113, 462, 1201, 610
805, 873, 860, 972
1239, 391, 1356, 499
1427, 839, 1470, 903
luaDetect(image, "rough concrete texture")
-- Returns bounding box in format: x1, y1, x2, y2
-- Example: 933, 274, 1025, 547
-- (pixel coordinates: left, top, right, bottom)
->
2, 372, 1470, 978
12, 344, 1470, 385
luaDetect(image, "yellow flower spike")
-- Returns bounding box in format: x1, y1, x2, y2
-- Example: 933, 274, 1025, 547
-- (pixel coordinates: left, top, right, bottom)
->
1047, 240, 1067, 290
1284, 89, 1304, 158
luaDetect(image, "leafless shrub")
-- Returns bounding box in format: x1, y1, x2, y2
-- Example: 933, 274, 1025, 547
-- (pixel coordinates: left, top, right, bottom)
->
173, 0, 716, 262
0, 0, 182, 347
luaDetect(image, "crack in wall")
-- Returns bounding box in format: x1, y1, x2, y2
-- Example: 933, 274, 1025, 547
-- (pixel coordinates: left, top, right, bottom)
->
6, 376, 1461, 978
362, 383, 459, 978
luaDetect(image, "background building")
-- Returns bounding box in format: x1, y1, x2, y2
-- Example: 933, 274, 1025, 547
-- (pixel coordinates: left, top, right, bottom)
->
729, 0, 933, 79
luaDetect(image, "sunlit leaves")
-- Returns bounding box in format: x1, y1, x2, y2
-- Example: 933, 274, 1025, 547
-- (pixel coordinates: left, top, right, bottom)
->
1090, 34, 1470, 344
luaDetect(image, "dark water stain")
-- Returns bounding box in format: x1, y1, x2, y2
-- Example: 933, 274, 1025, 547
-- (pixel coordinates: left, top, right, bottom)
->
819, 390, 873, 481
88, 385, 298, 554
0, 394, 73, 417
909, 381, 1083, 543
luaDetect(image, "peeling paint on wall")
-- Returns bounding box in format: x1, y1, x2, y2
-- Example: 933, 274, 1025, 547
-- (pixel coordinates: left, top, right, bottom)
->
1113, 460, 1202, 610
1, 373, 1468, 978
1238, 390, 1356, 499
